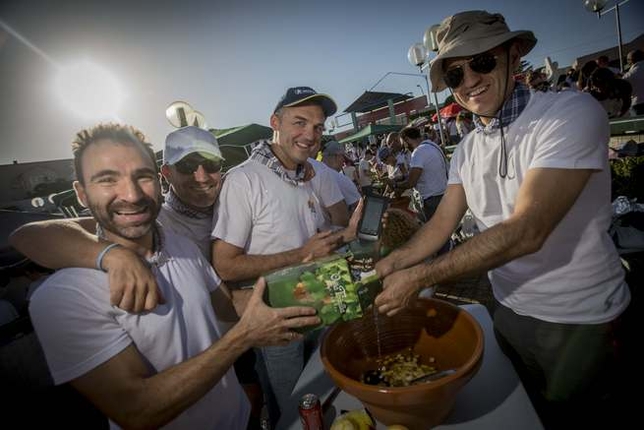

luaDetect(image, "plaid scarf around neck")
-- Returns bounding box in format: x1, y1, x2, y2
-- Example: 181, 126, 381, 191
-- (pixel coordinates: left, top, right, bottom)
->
473, 82, 531, 133
249, 140, 311, 186
165, 187, 213, 219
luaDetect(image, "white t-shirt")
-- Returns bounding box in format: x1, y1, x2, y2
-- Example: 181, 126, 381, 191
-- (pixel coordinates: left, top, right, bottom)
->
622, 61, 643, 106
342, 164, 358, 183
29, 229, 249, 430
410, 142, 448, 199
309, 158, 345, 229
333, 169, 361, 207
212, 159, 325, 256
358, 158, 373, 186
157, 204, 212, 258
449, 90, 630, 324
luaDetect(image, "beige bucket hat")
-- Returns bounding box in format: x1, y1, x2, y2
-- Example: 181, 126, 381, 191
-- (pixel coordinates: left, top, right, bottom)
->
429, 10, 537, 92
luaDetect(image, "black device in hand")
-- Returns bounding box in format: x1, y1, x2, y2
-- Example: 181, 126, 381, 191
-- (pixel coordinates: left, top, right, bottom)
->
357, 194, 389, 241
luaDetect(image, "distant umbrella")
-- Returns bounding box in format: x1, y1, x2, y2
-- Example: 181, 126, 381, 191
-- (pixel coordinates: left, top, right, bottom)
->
432, 102, 463, 121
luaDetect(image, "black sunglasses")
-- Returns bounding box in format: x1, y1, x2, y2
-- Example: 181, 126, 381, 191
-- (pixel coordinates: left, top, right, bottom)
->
443, 52, 498, 89
174, 157, 222, 175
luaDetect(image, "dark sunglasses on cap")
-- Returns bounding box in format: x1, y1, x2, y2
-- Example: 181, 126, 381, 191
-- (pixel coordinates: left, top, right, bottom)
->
443, 52, 499, 89
174, 156, 222, 175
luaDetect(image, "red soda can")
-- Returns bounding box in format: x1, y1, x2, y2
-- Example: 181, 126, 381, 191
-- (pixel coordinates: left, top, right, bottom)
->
299, 393, 323, 430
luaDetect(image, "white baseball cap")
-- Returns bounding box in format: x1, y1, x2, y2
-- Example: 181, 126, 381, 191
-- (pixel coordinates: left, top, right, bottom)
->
163, 126, 224, 165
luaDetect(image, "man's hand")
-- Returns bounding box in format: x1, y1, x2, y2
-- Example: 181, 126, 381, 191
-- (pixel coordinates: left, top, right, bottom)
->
102, 246, 165, 313
300, 230, 343, 262
374, 254, 397, 280
236, 278, 320, 347
374, 266, 422, 317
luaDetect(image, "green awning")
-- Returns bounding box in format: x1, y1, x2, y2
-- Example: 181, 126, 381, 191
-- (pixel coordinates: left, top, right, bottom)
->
338, 124, 403, 144
210, 123, 273, 171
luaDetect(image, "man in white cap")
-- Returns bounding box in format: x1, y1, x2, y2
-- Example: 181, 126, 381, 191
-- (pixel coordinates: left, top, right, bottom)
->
374, 10, 630, 428
211, 86, 361, 423
12, 123, 320, 429
158, 126, 225, 257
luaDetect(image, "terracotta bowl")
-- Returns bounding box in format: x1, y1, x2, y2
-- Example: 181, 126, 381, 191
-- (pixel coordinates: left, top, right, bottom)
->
320, 298, 484, 430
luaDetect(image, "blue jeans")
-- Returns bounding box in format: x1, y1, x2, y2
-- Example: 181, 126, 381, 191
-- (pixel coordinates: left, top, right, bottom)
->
257, 330, 322, 426
259, 339, 304, 424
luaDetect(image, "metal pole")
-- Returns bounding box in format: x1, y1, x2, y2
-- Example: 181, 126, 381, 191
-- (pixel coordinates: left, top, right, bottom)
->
421, 66, 446, 147
432, 91, 446, 147
615, 2, 624, 73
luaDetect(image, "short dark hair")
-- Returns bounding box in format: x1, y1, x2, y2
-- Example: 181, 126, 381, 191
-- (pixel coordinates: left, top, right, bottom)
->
400, 126, 422, 140
72, 123, 157, 184
628, 49, 643, 63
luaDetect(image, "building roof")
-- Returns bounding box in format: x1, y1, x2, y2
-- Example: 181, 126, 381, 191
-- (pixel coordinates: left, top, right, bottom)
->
344, 91, 412, 113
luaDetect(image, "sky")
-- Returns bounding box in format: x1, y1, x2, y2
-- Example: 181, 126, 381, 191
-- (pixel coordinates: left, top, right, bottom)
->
1, 0, 643, 165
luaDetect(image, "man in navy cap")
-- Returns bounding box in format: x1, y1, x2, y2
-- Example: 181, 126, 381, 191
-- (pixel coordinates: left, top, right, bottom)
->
212, 86, 361, 423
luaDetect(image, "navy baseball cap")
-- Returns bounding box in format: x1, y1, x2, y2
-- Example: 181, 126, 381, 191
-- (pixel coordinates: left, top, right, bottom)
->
273, 86, 337, 117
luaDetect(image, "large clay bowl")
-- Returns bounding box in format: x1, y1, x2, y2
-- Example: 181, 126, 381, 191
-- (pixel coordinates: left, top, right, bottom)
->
320, 298, 484, 429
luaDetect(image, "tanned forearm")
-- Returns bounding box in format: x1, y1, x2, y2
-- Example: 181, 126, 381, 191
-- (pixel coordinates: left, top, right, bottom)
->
406, 215, 540, 289
9, 218, 103, 269
213, 247, 306, 282
85, 326, 253, 430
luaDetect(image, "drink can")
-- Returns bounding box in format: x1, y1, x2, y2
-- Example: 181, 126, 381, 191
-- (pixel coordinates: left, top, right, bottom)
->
299, 393, 323, 430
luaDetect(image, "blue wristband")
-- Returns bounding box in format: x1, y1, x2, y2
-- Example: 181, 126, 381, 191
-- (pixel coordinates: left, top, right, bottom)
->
96, 243, 121, 272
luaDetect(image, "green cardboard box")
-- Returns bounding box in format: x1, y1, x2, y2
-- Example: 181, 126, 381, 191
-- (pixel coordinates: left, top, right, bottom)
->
264, 255, 378, 332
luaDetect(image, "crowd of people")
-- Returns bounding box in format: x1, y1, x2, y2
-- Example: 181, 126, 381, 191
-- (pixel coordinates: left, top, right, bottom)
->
6, 7, 637, 430
526, 50, 643, 119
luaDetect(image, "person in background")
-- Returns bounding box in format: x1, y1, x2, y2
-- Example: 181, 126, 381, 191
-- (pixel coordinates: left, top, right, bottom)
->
376, 146, 402, 198
622, 49, 644, 116
12, 123, 321, 429
586, 67, 632, 118
211, 86, 361, 424
386, 131, 410, 179
374, 10, 631, 429
596, 54, 621, 76
396, 126, 448, 223
526, 69, 550, 92
321, 141, 361, 212
341, 153, 360, 189
306, 138, 350, 229
577, 60, 598, 91
455, 111, 473, 140
358, 148, 376, 195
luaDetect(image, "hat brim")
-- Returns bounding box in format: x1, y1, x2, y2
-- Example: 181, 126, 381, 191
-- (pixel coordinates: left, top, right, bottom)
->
284, 93, 338, 117
429, 31, 536, 92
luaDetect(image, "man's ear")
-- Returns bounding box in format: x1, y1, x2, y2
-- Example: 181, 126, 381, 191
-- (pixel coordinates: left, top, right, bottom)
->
160, 164, 171, 180
269, 113, 280, 131
510, 43, 521, 69
72, 180, 88, 208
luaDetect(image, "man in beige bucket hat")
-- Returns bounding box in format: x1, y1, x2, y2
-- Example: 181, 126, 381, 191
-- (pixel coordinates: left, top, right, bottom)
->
375, 10, 631, 429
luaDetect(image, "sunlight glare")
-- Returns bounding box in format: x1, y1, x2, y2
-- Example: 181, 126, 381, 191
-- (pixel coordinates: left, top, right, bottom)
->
54, 60, 125, 120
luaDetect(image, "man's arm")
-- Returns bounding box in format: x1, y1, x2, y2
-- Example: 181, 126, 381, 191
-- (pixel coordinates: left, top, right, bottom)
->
376, 183, 467, 278
326, 200, 350, 227
212, 231, 339, 282
212, 199, 363, 282
9, 218, 162, 312
10, 218, 101, 269
376, 167, 594, 315
70, 279, 319, 430
395, 167, 422, 190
